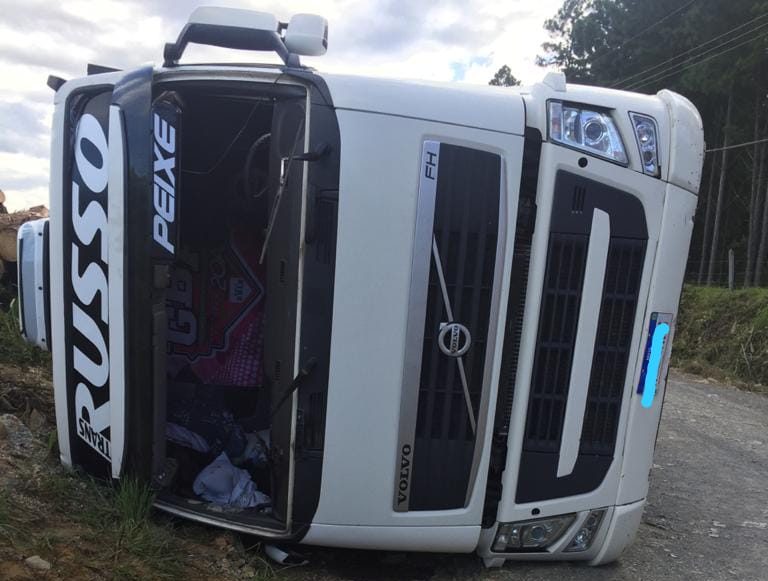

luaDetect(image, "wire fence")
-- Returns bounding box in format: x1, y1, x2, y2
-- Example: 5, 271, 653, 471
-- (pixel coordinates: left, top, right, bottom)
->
684, 255, 768, 289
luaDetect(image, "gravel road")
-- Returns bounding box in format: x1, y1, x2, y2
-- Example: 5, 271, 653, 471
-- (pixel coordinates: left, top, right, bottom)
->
291, 372, 768, 581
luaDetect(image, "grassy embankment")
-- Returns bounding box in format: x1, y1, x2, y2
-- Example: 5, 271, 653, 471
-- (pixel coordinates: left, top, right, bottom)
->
672, 285, 768, 391
0, 306, 275, 580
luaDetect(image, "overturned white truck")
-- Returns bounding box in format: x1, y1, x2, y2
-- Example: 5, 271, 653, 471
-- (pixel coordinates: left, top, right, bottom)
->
17, 6, 703, 567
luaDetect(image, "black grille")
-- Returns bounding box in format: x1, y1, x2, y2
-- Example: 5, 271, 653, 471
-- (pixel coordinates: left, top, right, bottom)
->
524, 234, 588, 452
409, 144, 501, 511
500, 243, 530, 432
580, 238, 645, 454
302, 391, 327, 450
484, 129, 541, 526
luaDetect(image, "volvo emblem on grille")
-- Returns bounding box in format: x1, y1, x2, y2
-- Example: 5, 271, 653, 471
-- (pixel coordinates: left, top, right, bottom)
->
438, 322, 471, 357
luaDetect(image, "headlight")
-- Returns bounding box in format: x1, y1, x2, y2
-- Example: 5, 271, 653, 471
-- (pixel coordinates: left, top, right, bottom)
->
492, 514, 576, 552
564, 508, 606, 552
548, 101, 628, 165
630, 112, 660, 177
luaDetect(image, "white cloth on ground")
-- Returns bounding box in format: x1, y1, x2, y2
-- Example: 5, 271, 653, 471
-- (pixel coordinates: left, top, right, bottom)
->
193, 452, 271, 509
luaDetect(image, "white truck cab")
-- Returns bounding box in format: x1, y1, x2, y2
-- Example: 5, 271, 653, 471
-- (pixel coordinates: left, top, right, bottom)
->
17, 6, 704, 567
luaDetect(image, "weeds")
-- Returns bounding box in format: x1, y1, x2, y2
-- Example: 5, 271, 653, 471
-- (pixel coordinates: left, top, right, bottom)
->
115, 477, 155, 525
30, 469, 186, 579
0, 306, 50, 369
673, 285, 768, 389
0, 489, 26, 546
0, 489, 9, 531
45, 429, 57, 457
238, 538, 277, 580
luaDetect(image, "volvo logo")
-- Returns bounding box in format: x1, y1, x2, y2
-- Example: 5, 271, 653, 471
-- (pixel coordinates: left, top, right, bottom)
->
397, 444, 412, 506
438, 322, 471, 357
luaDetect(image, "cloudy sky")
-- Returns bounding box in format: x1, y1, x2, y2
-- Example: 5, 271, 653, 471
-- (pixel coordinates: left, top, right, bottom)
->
0, 0, 561, 211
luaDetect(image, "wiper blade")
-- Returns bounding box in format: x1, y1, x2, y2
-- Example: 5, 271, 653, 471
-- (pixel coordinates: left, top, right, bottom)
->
259, 129, 330, 264
270, 357, 318, 418
259, 120, 305, 265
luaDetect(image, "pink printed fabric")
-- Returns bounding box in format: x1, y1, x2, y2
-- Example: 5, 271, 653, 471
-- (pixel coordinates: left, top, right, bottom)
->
166, 226, 266, 387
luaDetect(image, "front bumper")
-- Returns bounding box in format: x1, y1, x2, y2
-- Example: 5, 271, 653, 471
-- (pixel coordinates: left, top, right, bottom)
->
478, 498, 645, 567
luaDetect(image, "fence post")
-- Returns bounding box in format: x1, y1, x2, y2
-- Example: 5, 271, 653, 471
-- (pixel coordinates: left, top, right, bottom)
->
728, 248, 735, 291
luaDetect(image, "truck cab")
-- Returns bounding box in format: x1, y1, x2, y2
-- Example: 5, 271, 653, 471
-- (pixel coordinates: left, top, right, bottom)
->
17, 6, 704, 566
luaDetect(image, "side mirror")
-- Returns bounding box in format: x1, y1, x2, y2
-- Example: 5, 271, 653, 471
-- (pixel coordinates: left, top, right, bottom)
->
284, 14, 328, 56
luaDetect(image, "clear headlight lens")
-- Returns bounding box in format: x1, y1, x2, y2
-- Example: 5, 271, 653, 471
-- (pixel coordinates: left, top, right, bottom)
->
630, 112, 660, 177
492, 514, 576, 552
564, 508, 607, 552
548, 101, 628, 165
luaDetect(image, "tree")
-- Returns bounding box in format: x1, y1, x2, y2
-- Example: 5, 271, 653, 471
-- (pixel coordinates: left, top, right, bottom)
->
697, 153, 717, 284
537, 0, 768, 286
708, 89, 734, 285
489, 65, 521, 87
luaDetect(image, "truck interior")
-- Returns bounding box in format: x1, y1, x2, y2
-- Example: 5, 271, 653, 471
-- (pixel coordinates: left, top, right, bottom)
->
153, 79, 308, 532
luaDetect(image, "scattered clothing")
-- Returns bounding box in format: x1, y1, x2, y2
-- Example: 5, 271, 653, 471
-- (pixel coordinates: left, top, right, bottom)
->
166, 422, 210, 453
232, 429, 270, 466
167, 386, 248, 459
193, 452, 271, 509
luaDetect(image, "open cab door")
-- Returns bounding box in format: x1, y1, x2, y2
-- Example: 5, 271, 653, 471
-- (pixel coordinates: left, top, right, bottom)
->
45, 6, 338, 540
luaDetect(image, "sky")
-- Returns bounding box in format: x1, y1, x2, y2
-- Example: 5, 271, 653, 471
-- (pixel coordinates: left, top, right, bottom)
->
0, 0, 561, 211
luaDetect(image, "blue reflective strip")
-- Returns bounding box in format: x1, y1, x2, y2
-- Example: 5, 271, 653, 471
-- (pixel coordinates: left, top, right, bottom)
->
641, 322, 670, 408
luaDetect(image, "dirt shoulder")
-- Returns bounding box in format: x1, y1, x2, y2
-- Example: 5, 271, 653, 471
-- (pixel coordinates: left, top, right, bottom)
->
0, 362, 279, 581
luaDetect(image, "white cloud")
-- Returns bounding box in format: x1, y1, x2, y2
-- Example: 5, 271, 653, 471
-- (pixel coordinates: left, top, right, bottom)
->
0, 0, 561, 211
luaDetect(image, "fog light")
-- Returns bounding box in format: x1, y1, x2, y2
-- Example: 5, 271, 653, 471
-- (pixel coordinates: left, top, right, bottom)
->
492, 514, 576, 552
564, 509, 606, 552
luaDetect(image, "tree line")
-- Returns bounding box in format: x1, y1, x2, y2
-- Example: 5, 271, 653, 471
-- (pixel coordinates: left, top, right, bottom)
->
493, 0, 768, 286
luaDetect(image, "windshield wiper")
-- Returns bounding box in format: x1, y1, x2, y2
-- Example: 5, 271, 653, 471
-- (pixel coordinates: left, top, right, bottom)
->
270, 357, 318, 419
259, 123, 329, 264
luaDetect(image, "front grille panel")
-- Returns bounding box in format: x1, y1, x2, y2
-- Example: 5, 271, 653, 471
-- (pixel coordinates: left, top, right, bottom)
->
524, 234, 588, 452
516, 171, 648, 504
416, 232, 496, 442
409, 144, 502, 511
580, 238, 645, 455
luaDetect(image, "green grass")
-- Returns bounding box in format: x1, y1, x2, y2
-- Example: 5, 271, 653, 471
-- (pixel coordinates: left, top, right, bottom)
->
0, 302, 50, 368
30, 470, 187, 580
673, 285, 768, 388
83, 478, 184, 579
0, 489, 9, 532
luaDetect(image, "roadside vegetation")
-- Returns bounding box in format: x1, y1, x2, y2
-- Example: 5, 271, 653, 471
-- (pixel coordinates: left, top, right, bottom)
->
673, 285, 768, 390
4, 470, 185, 579
0, 301, 280, 580
0, 304, 50, 370
0, 422, 279, 580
